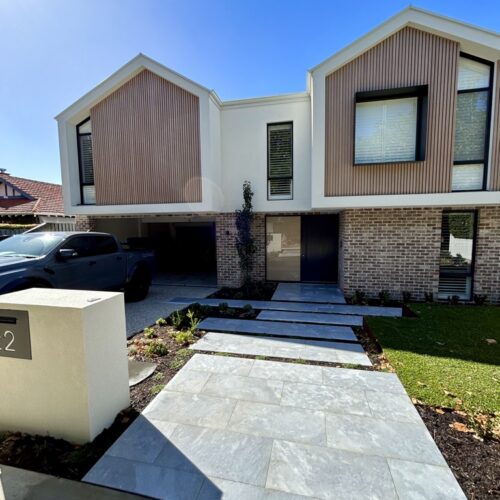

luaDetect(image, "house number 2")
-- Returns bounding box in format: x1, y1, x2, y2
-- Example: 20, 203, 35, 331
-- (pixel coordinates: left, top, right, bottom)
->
0, 330, 16, 352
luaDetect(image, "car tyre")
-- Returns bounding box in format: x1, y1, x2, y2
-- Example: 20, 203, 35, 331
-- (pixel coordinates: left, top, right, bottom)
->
125, 267, 151, 302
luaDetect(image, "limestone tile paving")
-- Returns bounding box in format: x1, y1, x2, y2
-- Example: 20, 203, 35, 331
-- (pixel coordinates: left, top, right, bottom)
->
170, 296, 402, 317
191, 332, 372, 366
271, 283, 347, 304
84, 354, 464, 499
266, 440, 398, 500
365, 390, 422, 423
258, 309, 363, 326
198, 317, 357, 342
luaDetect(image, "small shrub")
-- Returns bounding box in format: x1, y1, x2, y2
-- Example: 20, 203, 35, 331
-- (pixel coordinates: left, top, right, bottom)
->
186, 309, 200, 332
170, 310, 185, 329
169, 348, 192, 370
424, 292, 434, 303
448, 295, 460, 305
378, 290, 391, 305
242, 304, 253, 313
218, 302, 229, 314
143, 327, 156, 339
402, 291, 412, 304
156, 317, 167, 326
174, 331, 195, 345
351, 290, 367, 305
150, 384, 165, 395
152, 372, 165, 382
473, 294, 488, 305
128, 345, 138, 356
145, 340, 169, 357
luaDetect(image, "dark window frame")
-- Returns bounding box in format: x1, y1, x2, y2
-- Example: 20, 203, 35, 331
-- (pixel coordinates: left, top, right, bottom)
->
439, 209, 478, 301
353, 85, 428, 166
267, 121, 294, 201
452, 52, 494, 192
76, 117, 95, 205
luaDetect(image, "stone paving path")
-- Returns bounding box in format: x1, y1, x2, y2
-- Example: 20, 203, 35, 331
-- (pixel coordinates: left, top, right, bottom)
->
198, 317, 358, 342
192, 332, 372, 365
272, 283, 346, 303
84, 354, 465, 499
257, 309, 364, 327
169, 297, 402, 317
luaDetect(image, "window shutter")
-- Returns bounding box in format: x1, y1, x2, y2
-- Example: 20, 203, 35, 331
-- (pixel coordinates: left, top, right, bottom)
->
452, 164, 484, 191
268, 123, 292, 199
79, 135, 94, 185
355, 97, 418, 164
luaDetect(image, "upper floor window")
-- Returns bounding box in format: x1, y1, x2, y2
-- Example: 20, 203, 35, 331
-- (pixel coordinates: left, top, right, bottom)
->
268, 122, 293, 200
452, 54, 493, 192
77, 118, 96, 204
354, 86, 428, 165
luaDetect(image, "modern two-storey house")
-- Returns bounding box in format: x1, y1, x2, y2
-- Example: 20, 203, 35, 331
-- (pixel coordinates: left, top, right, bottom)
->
57, 7, 500, 302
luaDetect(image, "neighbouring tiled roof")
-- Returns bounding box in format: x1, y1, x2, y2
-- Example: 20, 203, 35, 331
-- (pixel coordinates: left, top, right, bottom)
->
0, 173, 65, 215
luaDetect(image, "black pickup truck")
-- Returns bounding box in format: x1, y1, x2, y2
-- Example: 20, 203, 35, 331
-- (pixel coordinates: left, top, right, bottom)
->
0, 232, 155, 301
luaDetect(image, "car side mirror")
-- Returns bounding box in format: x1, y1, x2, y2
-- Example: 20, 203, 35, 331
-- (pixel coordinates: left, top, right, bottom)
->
58, 248, 78, 261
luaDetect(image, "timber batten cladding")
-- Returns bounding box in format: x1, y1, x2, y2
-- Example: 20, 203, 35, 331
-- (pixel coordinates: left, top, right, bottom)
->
489, 61, 500, 191
90, 69, 202, 205
325, 27, 460, 196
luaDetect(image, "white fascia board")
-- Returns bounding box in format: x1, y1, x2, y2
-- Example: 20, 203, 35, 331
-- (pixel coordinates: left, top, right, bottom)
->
312, 191, 500, 210
65, 202, 218, 217
55, 54, 211, 124
309, 7, 499, 77
222, 92, 310, 109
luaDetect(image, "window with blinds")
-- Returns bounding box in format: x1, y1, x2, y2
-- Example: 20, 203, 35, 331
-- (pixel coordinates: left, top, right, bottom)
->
438, 211, 476, 300
354, 86, 427, 165
77, 118, 96, 205
268, 122, 293, 200
452, 55, 492, 191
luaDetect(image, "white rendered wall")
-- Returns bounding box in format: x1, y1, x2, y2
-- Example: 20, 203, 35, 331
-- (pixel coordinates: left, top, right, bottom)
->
221, 97, 311, 212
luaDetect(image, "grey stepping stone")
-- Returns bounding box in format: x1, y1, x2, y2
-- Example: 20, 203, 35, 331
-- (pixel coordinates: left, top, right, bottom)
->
143, 390, 236, 429
128, 359, 157, 387
388, 459, 466, 499
198, 317, 357, 342
266, 440, 398, 499
322, 367, 406, 394
154, 424, 273, 487
228, 401, 326, 446
169, 297, 402, 317
281, 381, 371, 416
366, 391, 422, 423
249, 359, 324, 385
191, 332, 372, 366
202, 372, 283, 404
83, 455, 205, 499
258, 309, 363, 326
272, 283, 346, 304
326, 414, 446, 465
106, 415, 177, 464
199, 477, 312, 499
166, 369, 211, 393
184, 353, 254, 375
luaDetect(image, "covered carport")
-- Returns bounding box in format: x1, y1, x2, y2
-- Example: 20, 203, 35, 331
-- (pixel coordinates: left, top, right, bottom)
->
93, 215, 217, 287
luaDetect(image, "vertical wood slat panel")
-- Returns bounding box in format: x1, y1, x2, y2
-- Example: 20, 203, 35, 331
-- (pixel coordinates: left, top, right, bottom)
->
325, 27, 460, 196
90, 70, 202, 205
489, 62, 500, 190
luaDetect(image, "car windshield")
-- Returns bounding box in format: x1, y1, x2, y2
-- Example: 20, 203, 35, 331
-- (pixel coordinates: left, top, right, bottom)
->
0, 234, 66, 258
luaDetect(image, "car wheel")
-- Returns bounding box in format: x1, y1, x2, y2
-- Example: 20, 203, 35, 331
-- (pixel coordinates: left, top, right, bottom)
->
125, 267, 151, 302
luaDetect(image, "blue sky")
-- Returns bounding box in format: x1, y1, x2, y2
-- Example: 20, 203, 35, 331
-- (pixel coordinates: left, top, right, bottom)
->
0, 0, 498, 184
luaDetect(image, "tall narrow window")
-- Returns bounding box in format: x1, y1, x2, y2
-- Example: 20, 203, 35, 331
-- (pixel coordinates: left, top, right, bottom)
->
268, 122, 293, 200
77, 118, 95, 204
452, 55, 493, 191
438, 211, 476, 300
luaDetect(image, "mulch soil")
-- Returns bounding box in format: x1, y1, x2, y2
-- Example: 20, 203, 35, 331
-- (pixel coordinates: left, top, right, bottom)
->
1, 300, 498, 498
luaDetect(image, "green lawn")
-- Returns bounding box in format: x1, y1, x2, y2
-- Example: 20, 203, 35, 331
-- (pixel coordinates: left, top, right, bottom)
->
367, 304, 500, 414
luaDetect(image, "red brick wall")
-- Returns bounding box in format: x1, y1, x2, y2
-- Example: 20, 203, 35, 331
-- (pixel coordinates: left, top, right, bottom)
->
339, 208, 442, 300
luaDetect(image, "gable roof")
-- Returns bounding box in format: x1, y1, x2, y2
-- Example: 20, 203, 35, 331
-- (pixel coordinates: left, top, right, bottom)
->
0, 173, 65, 216
309, 6, 499, 79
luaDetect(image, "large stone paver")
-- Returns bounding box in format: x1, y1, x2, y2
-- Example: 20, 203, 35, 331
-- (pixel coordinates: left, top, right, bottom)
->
169, 296, 402, 317
272, 283, 347, 304
84, 355, 464, 499
198, 317, 357, 342
191, 332, 371, 366
258, 309, 363, 326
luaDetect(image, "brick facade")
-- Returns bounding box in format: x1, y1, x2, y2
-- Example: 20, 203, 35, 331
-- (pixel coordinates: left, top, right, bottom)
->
215, 213, 265, 287
75, 215, 97, 231
339, 208, 442, 300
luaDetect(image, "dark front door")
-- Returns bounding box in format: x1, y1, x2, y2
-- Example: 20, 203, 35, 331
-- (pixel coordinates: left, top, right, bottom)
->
300, 214, 338, 282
